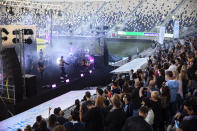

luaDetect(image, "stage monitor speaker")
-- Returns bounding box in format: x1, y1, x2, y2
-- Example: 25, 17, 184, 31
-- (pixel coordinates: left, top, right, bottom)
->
24, 74, 37, 97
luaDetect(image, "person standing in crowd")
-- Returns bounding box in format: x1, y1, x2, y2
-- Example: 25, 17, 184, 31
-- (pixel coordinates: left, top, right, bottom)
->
166, 71, 179, 117
167, 60, 177, 73
53, 107, 68, 125
142, 98, 155, 126
156, 69, 165, 88
82, 101, 104, 131
53, 125, 67, 131
175, 99, 197, 131
160, 86, 171, 126
104, 94, 126, 131
123, 106, 152, 131
64, 110, 85, 131
74, 99, 80, 112
179, 65, 189, 97
123, 94, 133, 118
47, 114, 59, 131
32, 115, 43, 131
117, 74, 124, 89
38, 120, 50, 131
80, 91, 92, 122
111, 82, 121, 95
129, 69, 134, 80
24, 125, 32, 131
130, 80, 141, 116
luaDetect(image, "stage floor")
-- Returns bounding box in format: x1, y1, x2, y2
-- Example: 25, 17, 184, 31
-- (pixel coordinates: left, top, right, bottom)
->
0, 90, 96, 131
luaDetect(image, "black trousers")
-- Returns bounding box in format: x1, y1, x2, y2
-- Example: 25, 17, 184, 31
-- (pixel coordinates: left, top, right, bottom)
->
61, 67, 66, 76
40, 70, 44, 81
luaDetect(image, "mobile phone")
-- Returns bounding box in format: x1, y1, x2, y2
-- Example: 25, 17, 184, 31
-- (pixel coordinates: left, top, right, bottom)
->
175, 120, 179, 128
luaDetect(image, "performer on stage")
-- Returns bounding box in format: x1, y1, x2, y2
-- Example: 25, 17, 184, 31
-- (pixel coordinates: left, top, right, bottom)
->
59, 56, 69, 77
37, 58, 45, 81
39, 49, 44, 59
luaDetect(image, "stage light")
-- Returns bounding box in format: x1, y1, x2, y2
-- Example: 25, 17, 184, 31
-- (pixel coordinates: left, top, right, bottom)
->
12, 38, 32, 44
24, 38, 32, 44
56, 58, 61, 65
2, 28, 9, 35
66, 79, 70, 83
23, 29, 34, 35
89, 57, 94, 63
12, 38, 19, 43
80, 73, 84, 77
52, 84, 56, 88
89, 70, 92, 74
13, 30, 20, 35
13, 29, 34, 35
2, 37, 8, 41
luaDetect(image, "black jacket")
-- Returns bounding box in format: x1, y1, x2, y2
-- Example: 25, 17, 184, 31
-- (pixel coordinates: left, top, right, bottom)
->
64, 121, 85, 131
104, 109, 126, 131
123, 116, 152, 131
83, 107, 104, 131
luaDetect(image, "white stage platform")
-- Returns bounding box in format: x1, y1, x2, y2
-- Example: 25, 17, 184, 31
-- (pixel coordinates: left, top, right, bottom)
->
0, 90, 96, 131
111, 57, 148, 74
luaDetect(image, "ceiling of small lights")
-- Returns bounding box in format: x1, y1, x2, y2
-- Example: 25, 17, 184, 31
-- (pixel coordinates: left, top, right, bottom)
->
9, 0, 109, 2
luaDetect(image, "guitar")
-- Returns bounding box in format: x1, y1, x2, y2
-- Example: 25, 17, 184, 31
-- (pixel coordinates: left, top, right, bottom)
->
37, 66, 46, 72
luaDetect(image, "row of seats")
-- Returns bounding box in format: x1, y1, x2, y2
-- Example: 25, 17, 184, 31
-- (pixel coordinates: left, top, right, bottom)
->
0, 0, 196, 35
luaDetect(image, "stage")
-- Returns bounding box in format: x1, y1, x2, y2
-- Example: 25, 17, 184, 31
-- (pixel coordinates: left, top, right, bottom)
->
0, 62, 113, 121
0, 89, 96, 131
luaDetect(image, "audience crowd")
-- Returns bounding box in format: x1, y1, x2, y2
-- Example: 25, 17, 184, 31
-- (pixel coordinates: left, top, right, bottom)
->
17, 35, 197, 131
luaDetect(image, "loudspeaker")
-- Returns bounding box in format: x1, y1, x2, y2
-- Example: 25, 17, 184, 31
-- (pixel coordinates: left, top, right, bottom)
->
1, 48, 24, 103
24, 74, 37, 97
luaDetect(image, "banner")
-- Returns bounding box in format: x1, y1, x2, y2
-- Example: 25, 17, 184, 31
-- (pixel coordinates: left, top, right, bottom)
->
173, 20, 179, 39
159, 26, 166, 44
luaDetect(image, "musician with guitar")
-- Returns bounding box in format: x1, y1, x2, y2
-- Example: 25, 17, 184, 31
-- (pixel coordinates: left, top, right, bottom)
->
37, 58, 45, 81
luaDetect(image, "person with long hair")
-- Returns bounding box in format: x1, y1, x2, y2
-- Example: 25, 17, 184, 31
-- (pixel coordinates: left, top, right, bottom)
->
160, 85, 171, 125
180, 65, 189, 97
48, 114, 59, 131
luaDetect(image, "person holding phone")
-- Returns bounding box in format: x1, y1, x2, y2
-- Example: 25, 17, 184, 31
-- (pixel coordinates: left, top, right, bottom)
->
175, 99, 197, 131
